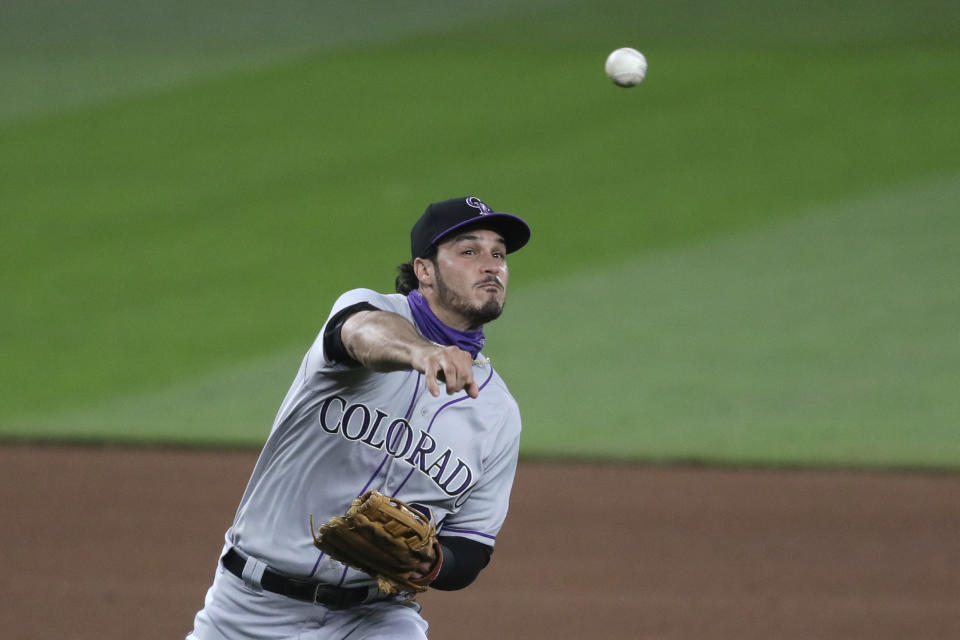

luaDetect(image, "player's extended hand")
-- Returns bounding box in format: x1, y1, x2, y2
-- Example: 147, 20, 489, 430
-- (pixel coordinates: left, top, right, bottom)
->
415, 344, 479, 399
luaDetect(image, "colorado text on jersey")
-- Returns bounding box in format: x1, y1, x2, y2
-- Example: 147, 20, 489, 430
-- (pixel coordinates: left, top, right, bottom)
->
317, 395, 475, 502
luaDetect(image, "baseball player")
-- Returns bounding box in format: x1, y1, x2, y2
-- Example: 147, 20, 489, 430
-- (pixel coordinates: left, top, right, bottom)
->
187, 196, 531, 639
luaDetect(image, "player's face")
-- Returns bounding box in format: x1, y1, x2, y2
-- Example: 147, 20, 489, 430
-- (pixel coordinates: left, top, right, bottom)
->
426, 228, 509, 331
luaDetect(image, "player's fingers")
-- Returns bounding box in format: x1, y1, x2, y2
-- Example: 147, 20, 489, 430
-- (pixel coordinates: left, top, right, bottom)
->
447, 359, 478, 397
427, 346, 478, 397
457, 364, 477, 398
425, 363, 441, 397
465, 378, 479, 399
440, 361, 461, 395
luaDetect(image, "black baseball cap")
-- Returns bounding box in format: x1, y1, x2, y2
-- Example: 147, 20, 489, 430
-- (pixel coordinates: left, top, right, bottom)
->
410, 196, 531, 260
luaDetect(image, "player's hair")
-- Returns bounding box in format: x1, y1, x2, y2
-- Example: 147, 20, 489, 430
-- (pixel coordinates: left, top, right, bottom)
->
395, 246, 438, 295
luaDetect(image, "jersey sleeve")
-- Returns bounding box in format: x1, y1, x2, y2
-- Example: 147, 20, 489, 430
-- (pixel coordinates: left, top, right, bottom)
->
312, 288, 409, 369
439, 403, 522, 547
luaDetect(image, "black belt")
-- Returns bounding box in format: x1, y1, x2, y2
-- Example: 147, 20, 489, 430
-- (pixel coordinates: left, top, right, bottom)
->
222, 548, 372, 609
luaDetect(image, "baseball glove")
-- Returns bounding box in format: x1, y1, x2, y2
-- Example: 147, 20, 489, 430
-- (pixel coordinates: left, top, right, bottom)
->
310, 490, 441, 595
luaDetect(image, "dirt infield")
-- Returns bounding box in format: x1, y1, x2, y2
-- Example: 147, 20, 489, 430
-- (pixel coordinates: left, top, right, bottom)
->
1, 444, 957, 639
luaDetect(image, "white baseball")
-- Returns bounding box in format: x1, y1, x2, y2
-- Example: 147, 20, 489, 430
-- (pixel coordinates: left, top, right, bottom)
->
605, 47, 647, 87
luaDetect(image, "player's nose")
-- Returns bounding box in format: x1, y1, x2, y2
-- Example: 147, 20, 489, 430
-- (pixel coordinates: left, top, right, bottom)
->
479, 263, 502, 280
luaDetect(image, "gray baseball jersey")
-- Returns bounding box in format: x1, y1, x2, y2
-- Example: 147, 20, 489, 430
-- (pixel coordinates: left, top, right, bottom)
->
227, 287, 522, 587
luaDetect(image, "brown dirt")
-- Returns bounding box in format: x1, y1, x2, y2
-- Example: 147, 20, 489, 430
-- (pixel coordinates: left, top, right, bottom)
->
1, 444, 957, 640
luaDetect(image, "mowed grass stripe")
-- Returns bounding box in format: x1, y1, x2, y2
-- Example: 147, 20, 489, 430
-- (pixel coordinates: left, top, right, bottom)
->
7, 174, 957, 469
0, 0, 577, 123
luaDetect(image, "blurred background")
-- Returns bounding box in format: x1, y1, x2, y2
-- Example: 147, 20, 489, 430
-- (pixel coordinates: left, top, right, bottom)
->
2, 0, 958, 469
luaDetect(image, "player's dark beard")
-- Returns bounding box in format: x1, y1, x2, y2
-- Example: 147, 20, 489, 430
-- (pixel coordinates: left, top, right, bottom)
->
434, 265, 504, 329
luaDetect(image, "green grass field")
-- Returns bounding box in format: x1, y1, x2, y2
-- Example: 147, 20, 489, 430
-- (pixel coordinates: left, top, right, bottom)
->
2, 0, 958, 468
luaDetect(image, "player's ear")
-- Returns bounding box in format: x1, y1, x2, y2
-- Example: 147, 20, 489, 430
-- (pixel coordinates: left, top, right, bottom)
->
413, 257, 434, 287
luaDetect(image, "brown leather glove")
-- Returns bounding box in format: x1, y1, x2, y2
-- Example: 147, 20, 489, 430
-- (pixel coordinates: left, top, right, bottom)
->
311, 490, 441, 595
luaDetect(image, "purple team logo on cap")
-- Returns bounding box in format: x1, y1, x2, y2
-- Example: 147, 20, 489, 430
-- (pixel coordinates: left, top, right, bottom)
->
465, 196, 492, 215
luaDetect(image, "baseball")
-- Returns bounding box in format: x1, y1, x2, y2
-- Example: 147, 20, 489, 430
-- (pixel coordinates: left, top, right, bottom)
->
605, 47, 647, 87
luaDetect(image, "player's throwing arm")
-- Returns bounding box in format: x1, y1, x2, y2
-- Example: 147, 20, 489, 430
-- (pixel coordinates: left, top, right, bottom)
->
341, 310, 480, 399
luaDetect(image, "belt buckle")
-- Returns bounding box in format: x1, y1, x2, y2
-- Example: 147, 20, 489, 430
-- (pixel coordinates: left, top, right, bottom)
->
312, 583, 348, 610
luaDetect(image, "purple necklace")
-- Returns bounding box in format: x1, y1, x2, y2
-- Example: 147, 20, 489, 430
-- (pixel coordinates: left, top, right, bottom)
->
407, 289, 486, 359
